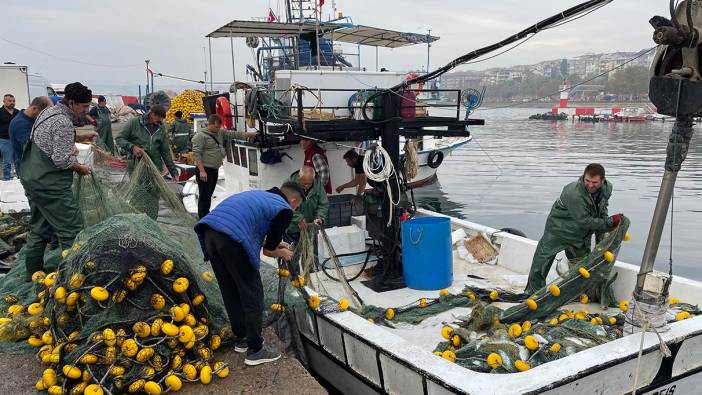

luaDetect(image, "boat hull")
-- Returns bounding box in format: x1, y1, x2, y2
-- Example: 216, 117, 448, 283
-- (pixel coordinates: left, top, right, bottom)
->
273, 209, 702, 395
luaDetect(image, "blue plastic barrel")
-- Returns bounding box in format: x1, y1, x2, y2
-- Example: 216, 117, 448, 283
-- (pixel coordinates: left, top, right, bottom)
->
401, 217, 452, 290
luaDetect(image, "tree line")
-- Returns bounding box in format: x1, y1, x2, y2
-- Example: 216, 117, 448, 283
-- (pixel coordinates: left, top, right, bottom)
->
484, 66, 650, 100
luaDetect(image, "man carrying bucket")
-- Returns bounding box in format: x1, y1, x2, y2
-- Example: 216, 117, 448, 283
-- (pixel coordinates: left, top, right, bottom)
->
525, 164, 622, 294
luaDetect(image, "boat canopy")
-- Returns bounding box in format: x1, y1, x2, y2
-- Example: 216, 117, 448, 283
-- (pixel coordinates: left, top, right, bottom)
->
206, 20, 439, 48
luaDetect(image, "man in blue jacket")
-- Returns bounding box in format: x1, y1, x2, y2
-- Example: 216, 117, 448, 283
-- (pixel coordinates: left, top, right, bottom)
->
195, 181, 305, 366
9, 96, 52, 177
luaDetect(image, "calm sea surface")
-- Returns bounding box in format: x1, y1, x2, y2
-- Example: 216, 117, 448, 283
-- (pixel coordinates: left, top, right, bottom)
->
417, 107, 702, 282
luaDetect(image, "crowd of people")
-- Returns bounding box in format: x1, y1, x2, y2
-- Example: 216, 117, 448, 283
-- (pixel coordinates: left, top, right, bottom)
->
2, 82, 626, 369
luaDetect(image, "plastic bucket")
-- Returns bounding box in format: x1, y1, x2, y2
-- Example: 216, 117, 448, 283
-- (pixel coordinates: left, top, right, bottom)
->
401, 217, 452, 290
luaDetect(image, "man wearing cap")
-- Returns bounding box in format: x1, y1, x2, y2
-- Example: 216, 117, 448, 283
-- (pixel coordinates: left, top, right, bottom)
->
20, 83, 94, 281
116, 105, 179, 219
88, 96, 115, 154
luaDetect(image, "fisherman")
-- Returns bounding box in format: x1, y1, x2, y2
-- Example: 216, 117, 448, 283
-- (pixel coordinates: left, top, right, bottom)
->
525, 163, 622, 294
115, 105, 179, 219
300, 138, 331, 194
167, 111, 192, 154
20, 83, 94, 281
192, 114, 256, 218
0, 94, 20, 180
87, 96, 115, 154
286, 165, 329, 243
9, 96, 52, 177
336, 149, 367, 195
195, 181, 305, 366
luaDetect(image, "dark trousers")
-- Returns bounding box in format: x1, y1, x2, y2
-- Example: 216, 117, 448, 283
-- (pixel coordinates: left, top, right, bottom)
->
197, 167, 219, 219
204, 227, 264, 352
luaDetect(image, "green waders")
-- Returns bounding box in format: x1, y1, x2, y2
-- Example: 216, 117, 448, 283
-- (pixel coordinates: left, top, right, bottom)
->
20, 140, 83, 281
525, 231, 590, 294
96, 109, 115, 154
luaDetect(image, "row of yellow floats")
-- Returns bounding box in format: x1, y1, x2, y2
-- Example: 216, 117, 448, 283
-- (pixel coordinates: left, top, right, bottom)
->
0, 252, 234, 395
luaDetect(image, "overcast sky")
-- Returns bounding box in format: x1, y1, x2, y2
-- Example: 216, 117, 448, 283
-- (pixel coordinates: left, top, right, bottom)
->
1, 0, 670, 95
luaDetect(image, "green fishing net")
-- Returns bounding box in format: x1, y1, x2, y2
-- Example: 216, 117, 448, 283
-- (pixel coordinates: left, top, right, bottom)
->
0, 148, 235, 392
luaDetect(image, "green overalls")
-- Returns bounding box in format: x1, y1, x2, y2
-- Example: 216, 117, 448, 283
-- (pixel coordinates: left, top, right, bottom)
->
115, 116, 178, 220
525, 177, 613, 294
95, 107, 115, 154
20, 116, 83, 280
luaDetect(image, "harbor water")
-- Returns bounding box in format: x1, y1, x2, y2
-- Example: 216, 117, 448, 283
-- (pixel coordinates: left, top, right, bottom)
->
419, 107, 702, 282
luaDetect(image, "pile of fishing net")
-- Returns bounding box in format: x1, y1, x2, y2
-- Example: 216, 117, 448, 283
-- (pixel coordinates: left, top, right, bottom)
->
329, 216, 700, 373
0, 148, 236, 393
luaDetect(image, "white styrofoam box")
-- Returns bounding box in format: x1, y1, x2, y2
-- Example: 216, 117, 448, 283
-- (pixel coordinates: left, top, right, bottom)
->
318, 224, 366, 262
0, 179, 30, 212
351, 215, 366, 231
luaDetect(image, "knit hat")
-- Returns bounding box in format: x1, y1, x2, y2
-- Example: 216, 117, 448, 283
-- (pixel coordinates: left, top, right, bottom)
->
64, 82, 93, 103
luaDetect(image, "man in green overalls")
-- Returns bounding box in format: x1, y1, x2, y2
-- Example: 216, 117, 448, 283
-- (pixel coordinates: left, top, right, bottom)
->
286, 165, 329, 243
167, 110, 192, 154
20, 82, 94, 281
525, 164, 622, 294
115, 105, 179, 220
88, 96, 115, 154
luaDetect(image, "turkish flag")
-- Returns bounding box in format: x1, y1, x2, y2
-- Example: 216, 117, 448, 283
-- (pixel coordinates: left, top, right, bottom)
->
267, 9, 276, 22
319, 0, 325, 6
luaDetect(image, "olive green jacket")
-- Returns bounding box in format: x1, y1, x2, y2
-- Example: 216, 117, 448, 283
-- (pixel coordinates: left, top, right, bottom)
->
286, 172, 329, 235
115, 115, 178, 177
544, 176, 613, 244
191, 129, 251, 169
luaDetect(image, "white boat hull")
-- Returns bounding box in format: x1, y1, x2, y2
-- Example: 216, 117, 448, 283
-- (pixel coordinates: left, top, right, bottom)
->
182, 136, 471, 214
269, 209, 702, 395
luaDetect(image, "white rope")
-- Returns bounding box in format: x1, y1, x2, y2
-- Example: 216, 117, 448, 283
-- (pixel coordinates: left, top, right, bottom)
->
629, 295, 672, 394
363, 145, 400, 226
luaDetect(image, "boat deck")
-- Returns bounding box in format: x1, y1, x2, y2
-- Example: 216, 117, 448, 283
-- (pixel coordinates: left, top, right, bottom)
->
312, 249, 617, 352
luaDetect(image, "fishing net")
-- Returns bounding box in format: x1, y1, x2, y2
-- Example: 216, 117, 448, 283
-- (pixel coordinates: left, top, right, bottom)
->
0, 145, 236, 392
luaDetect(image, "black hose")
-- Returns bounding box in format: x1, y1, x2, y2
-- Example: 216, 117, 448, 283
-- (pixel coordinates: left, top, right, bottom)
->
396, 0, 613, 90
360, 0, 613, 122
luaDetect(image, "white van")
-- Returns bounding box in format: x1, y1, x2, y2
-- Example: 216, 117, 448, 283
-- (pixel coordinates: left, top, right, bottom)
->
1, 64, 55, 108
29, 73, 56, 99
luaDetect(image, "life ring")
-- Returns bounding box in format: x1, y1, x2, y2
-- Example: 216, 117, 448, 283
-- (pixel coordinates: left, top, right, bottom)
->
216, 97, 233, 129
404, 72, 424, 96
427, 150, 444, 169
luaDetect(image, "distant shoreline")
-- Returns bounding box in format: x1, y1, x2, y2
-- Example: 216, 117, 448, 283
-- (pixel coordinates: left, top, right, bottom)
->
481, 101, 653, 109
427, 100, 653, 109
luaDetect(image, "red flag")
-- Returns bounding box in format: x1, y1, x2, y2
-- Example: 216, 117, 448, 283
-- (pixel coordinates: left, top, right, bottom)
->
267, 9, 276, 23
319, 0, 325, 6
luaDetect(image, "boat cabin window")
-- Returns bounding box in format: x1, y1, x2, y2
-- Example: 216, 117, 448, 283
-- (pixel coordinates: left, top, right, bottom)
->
248, 149, 258, 176
231, 143, 240, 166
225, 142, 233, 164
239, 147, 248, 168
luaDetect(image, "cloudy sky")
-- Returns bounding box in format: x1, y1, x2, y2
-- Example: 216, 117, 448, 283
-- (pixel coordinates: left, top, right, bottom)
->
1, 0, 670, 94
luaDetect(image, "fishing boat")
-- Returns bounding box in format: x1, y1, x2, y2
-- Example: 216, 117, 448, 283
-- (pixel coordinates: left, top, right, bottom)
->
180, 1, 702, 394
183, 0, 474, 200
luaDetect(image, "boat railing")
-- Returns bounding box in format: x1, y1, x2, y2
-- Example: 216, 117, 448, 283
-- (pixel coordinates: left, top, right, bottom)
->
236, 87, 477, 145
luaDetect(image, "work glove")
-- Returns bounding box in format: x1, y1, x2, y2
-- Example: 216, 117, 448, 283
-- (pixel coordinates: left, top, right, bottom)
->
610, 213, 623, 227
